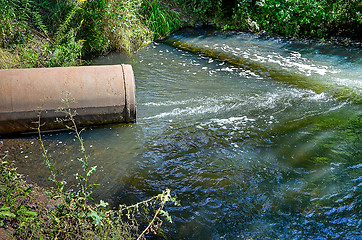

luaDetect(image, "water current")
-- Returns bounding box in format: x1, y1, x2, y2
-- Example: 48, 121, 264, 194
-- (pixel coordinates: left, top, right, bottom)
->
3, 29, 361, 239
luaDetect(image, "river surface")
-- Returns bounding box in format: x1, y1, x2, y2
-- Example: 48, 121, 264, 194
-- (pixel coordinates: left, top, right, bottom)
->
3, 29, 361, 239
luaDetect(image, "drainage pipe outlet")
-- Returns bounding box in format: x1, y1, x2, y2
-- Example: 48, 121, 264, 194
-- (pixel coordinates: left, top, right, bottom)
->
0, 65, 136, 135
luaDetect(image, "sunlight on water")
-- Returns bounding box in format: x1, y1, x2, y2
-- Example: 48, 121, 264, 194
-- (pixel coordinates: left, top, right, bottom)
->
165, 29, 362, 103
3, 29, 361, 239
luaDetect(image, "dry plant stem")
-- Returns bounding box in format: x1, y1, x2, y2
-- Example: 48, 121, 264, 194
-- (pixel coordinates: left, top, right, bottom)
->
37, 115, 59, 190
62, 106, 90, 206
136, 188, 172, 240
137, 205, 164, 240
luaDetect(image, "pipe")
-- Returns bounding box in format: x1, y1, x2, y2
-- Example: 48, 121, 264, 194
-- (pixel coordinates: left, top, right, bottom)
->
0, 65, 136, 135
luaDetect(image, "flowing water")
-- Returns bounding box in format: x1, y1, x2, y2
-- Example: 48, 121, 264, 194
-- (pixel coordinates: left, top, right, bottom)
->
3, 29, 361, 239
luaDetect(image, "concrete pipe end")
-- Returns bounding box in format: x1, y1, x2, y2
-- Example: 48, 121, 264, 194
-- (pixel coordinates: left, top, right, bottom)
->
0, 64, 137, 135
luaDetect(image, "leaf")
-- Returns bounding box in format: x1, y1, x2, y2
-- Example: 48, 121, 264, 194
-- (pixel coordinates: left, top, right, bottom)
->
88, 210, 102, 227
0, 211, 16, 218
24, 186, 33, 193
75, 173, 85, 181
87, 166, 97, 176
99, 200, 108, 208
53, 217, 60, 223
18, 210, 38, 217
160, 210, 172, 223
88, 183, 99, 188
0, 206, 10, 211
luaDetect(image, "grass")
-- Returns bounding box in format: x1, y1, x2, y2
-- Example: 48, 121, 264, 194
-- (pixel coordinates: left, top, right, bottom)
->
142, 0, 183, 39
0, 0, 183, 69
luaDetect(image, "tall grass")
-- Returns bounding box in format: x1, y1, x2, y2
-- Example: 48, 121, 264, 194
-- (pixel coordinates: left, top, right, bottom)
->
103, 0, 153, 54
0, 0, 32, 48
0, 0, 183, 69
142, 0, 183, 39
0, 0, 83, 69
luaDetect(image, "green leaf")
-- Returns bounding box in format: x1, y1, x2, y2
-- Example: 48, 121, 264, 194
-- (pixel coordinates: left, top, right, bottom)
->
0, 206, 10, 211
0, 211, 16, 218
87, 166, 97, 176
75, 173, 85, 180
24, 186, 33, 193
88, 183, 99, 189
88, 210, 102, 227
53, 217, 60, 223
160, 210, 172, 223
19, 222, 26, 228
18, 210, 38, 217
99, 200, 108, 208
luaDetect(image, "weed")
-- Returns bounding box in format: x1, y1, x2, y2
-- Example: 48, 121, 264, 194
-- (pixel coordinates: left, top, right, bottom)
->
103, 0, 153, 54
0, 94, 180, 239
142, 0, 183, 39
0, 158, 37, 228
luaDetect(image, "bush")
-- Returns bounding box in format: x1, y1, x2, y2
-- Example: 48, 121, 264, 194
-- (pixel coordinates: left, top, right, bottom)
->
104, 0, 153, 54
232, 0, 362, 38
173, 0, 361, 39
0, 0, 32, 48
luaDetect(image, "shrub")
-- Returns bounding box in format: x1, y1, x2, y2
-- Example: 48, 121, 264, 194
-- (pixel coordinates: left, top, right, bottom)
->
232, 0, 361, 38
104, 0, 153, 54
172, 0, 361, 39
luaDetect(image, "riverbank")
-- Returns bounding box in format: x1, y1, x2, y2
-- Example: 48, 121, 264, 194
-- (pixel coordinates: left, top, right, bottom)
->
0, 0, 183, 69
166, 0, 361, 47
169, 0, 361, 40
1, 0, 360, 70
0, 1, 181, 238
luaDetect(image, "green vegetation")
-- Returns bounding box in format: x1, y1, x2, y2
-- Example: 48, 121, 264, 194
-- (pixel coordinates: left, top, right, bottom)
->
0, 97, 180, 239
1, 0, 359, 69
143, 0, 182, 39
172, 0, 361, 39
0, 0, 183, 69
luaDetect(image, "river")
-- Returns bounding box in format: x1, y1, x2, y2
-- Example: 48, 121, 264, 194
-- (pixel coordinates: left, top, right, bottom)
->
2, 29, 361, 239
